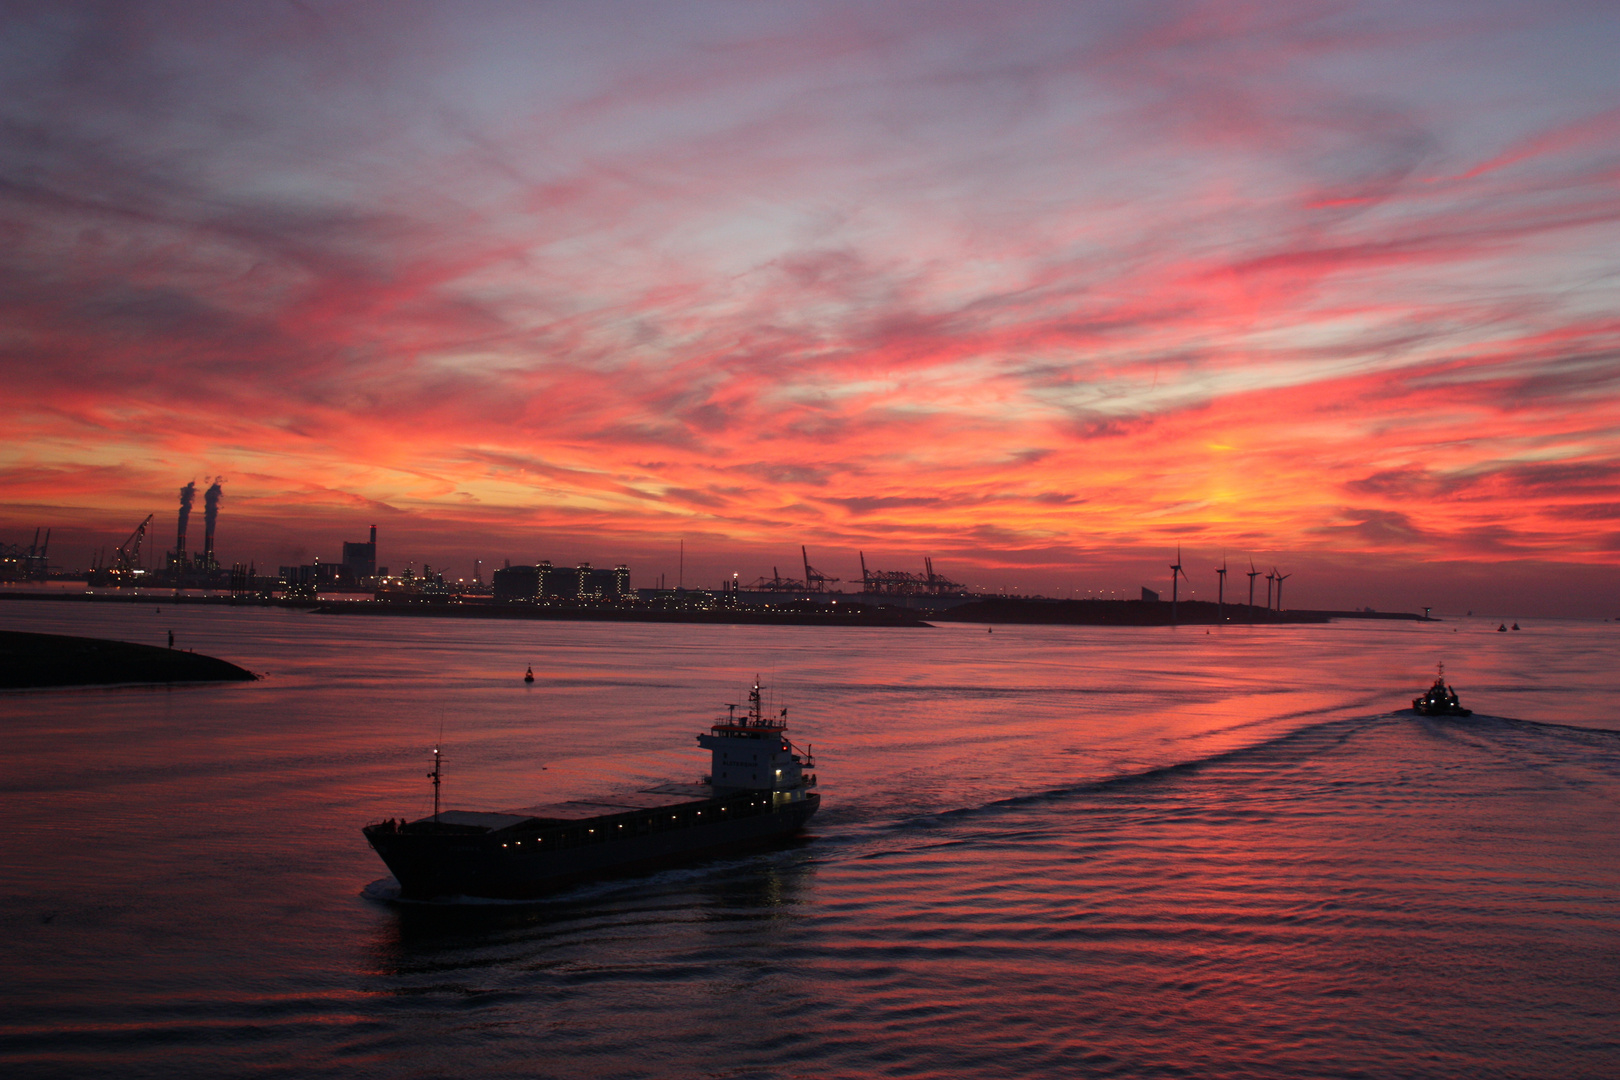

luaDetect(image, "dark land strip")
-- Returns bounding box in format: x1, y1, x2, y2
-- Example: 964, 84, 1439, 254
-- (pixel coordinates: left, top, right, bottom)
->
309, 600, 934, 626
0, 630, 258, 689
0, 590, 1427, 628
931, 598, 1428, 626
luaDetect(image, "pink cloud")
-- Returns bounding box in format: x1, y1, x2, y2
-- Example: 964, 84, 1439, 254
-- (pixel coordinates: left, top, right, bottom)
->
2, 2, 1619, 612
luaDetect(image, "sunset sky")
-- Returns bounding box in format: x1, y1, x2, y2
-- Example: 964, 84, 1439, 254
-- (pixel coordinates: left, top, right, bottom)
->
3, 1, 1619, 615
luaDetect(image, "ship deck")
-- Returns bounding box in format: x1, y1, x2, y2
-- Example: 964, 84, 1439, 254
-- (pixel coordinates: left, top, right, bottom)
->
416, 783, 721, 833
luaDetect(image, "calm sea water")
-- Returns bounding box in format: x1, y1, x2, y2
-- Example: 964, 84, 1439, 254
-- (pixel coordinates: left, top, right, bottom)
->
2, 600, 1618, 1078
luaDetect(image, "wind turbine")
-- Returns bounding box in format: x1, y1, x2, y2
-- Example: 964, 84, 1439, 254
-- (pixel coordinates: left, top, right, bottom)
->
1215, 559, 1228, 624
1169, 546, 1188, 624
1246, 560, 1260, 621
1265, 568, 1276, 613
1275, 570, 1292, 612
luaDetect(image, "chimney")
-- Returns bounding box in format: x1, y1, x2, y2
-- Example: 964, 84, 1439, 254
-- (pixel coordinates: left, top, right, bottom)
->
176, 481, 195, 561
202, 478, 223, 567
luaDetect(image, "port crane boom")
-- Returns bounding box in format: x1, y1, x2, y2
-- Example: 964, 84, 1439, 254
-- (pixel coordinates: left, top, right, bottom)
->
115, 514, 153, 572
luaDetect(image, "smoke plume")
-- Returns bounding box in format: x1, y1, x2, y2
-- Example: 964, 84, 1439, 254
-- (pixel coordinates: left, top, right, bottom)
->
204, 477, 223, 537
177, 481, 195, 545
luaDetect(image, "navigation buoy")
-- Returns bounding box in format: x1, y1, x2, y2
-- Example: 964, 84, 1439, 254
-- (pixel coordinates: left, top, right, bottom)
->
523, 665, 535, 683
1511, 622, 1520, 631
1497, 624, 1507, 632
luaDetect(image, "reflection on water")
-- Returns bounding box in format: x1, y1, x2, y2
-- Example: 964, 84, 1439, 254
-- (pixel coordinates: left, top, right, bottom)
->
3, 601, 1619, 1078
369, 847, 811, 959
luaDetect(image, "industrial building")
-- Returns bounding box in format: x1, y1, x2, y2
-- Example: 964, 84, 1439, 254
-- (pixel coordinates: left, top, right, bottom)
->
342, 526, 377, 580
276, 525, 384, 597
492, 560, 631, 602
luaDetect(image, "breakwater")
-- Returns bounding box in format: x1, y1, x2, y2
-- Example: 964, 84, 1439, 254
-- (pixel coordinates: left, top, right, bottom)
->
0, 629, 257, 689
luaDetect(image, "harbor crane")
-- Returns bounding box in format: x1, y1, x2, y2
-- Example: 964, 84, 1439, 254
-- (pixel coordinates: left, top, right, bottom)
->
858, 552, 964, 596
802, 546, 838, 593
0, 527, 52, 582
115, 514, 153, 574
743, 546, 841, 593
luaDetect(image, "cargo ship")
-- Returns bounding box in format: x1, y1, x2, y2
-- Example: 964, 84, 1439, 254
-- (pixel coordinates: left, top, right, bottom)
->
363, 682, 819, 899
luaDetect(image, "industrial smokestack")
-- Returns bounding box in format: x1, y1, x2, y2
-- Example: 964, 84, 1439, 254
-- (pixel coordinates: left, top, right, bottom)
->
176, 481, 195, 559
203, 477, 223, 565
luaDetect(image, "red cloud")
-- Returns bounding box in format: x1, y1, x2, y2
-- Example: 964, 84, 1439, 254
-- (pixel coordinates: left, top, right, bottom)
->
2, 2, 1619, 612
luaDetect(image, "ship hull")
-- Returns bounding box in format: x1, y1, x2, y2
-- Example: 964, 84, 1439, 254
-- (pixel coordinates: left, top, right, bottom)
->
1412, 703, 1472, 717
365, 791, 818, 900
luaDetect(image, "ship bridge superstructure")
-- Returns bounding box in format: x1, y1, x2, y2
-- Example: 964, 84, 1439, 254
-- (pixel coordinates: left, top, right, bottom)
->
698, 680, 816, 802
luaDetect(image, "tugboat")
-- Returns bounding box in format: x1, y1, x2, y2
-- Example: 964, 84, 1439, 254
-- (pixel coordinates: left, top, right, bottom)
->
1412, 663, 1472, 717
363, 681, 819, 899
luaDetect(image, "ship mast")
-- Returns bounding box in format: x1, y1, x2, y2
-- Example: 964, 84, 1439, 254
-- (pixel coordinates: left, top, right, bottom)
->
428, 746, 441, 820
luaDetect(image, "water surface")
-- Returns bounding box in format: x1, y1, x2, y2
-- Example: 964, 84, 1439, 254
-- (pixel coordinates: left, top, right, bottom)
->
2, 602, 1617, 1077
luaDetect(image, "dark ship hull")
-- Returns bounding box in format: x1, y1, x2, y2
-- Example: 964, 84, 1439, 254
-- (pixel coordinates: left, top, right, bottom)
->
365, 784, 820, 900
1412, 702, 1472, 717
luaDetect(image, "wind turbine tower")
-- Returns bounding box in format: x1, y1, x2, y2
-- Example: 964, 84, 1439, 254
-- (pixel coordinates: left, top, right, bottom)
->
1246, 560, 1260, 622
1275, 570, 1292, 612
1265, 569, 1276, 614
1169, 546, 1188, 624
1215, 559, 1228, 624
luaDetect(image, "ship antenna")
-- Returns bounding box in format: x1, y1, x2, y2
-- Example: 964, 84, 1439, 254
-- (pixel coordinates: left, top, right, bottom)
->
429, 745, 441, 821
430, 716, 444, 821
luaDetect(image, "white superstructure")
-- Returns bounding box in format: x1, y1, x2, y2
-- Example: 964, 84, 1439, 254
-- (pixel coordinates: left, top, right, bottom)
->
698, 680, 817, 803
